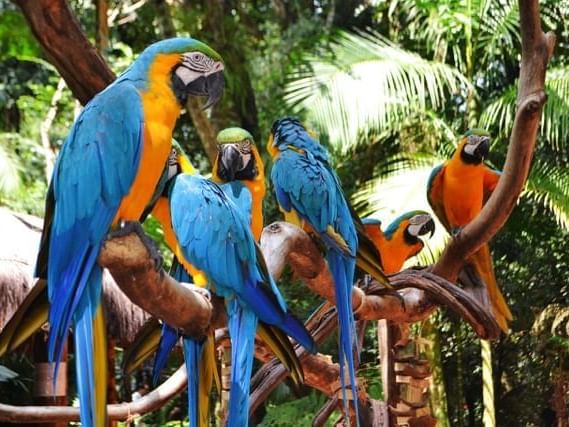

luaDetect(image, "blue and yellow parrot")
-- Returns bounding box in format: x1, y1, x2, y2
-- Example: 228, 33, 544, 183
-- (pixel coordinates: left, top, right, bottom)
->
34, 38, 224, 427
120, 137, 306, 426
150, 167, 315, 427
267, 117, 389, 424
361, 211, 435, 274
427, 129, 512, 332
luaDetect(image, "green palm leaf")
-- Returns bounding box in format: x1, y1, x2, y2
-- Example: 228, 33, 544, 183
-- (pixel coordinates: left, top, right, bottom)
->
285, 31, 470, 152
480, 66, 569, 151
524, 159, 569, 230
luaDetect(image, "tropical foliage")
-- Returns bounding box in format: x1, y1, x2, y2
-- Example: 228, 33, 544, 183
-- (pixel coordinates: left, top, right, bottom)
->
0, 0, 568, 425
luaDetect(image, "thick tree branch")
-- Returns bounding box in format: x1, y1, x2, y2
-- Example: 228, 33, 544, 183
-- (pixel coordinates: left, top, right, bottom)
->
261, 221, 499, 339
13, 0, 114, 105
0, 366, 187, 423
98, 233, 223, 339
432, 0, 556, 282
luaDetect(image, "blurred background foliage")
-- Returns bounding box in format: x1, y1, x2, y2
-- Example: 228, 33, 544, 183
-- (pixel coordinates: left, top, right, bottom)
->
1, 0, 569, 425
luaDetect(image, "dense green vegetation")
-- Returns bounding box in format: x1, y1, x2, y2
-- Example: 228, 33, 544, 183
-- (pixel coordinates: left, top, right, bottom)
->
1, 0, 568, 425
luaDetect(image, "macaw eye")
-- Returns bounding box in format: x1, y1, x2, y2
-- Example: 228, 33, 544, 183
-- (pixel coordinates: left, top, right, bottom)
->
239, 140, 252, 154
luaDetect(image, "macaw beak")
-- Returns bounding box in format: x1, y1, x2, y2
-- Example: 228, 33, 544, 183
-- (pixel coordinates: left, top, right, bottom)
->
201, 69, 225, 110
463, 135, 490, 160
474, 136, 490, 159
407, 215, 435, 238
176, 63, 224, 110
217, 144, 241, 181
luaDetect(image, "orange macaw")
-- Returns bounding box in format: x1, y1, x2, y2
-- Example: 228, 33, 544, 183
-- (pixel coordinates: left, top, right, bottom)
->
362, 211, 435, 274
427, 129, 512, 332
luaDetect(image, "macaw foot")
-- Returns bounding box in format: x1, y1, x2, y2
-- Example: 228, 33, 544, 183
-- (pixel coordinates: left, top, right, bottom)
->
109, 221, 163, 271
180, 282, 211, 301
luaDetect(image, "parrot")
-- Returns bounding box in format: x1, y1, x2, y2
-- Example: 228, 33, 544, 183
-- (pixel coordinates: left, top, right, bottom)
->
426, 129, 512, 332
267, 117, 389, 425
361, 211, 435, 274
150, 167, 316, 427
122, 139, 307, 427
0, 144, 195, 359
34, 38, 224, 427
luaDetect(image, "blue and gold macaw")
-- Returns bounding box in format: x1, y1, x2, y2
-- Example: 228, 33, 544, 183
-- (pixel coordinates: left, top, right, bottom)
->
34, 38, 224, 427
267, 117, 389, 425
427, 129, 512, 332
151, 167, 315, 427
362, 211, 435, 274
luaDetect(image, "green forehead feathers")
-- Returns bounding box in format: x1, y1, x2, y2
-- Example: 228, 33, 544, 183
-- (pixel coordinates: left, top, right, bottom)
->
464, 128, 491, 137
216, 127, 254, 145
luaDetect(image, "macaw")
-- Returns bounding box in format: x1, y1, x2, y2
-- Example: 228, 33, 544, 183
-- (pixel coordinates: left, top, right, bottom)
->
123, 141, 306, 426
361, 211, 435, 274
34, 38, 224, 427
267, 117, 389, 425
212, 127, 266, 240
0, 144, 194, 359
427, 129, 512, 332
151, 168, 315, 427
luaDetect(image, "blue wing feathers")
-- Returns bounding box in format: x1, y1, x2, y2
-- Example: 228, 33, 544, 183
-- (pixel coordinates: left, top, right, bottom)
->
44, 81, 144, 427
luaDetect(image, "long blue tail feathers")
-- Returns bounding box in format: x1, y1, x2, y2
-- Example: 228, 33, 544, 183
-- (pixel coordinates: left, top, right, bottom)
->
183, 337, 205, 427
227, 299, 258, 427
328, 250, 360, 426
152, 324, 180, 385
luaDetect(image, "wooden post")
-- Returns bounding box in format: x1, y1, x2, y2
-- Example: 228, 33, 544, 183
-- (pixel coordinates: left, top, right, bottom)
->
29, 332, 67, 427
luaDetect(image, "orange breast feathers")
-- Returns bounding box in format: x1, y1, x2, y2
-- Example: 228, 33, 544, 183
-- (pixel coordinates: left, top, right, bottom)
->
442, 157, 487, 228
113, 53, 183, 226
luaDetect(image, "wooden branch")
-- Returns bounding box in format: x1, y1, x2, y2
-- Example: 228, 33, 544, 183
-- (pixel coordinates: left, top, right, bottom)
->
432, 0, 556, 282
260, 221, 499, 339
0, 366, 187, 423
98, 232, 217, 339
13, 0, 114, 105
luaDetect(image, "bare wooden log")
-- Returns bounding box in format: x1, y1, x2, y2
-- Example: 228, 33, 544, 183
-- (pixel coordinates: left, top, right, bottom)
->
0, 366, 187, 423
432, 0, 556, 282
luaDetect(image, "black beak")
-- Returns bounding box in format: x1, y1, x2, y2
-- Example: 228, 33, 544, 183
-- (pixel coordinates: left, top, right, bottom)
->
202, 71, 224, 110
181, 70, 224, 110
474, 136, 490, 159
217, 144, 241, 181
420, 217, 436, 238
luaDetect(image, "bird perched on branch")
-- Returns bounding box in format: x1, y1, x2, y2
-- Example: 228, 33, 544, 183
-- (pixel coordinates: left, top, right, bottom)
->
267, 117, 390, 425
34, 38, 224, 427
144, 140, 311, 427
153, 163, 315, 426
362, 211, 435, 274
427, 129, 512, 332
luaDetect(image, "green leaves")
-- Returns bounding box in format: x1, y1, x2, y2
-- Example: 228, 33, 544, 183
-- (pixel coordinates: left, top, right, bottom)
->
285, 31, 469, 152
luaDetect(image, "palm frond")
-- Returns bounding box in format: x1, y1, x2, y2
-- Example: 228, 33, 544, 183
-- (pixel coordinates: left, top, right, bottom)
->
285, 31, 469, 152
480, 66, 569, 151
523, 159, 569, 230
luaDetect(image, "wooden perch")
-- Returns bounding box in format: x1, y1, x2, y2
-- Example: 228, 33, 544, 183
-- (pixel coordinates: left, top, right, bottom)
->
0, 366, 187, 423
432, 0, 556, 282
261, 221, 500, 339
98, 232, 223, 339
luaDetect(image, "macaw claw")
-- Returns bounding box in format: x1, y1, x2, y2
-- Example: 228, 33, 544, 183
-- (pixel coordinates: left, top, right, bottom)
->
180, 282, 211, 300
109, 221, 163, 271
